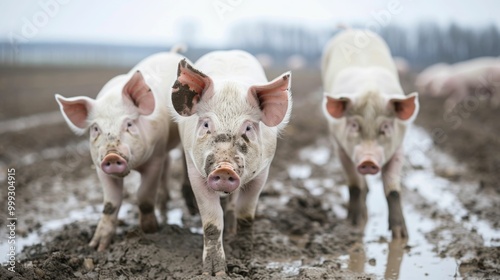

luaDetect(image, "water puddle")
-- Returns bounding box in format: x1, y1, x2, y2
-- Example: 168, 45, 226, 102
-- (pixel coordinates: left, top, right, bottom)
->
271, 125, 500, 279
344, 176, 459, 280
337, 125, 500, 278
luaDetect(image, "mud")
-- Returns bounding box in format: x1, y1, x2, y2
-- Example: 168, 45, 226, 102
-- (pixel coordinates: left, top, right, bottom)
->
0, 66, 499, 279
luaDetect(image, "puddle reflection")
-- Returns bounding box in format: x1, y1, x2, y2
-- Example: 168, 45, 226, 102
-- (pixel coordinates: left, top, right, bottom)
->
384, 239, 406, 280
345, 239, 406, 280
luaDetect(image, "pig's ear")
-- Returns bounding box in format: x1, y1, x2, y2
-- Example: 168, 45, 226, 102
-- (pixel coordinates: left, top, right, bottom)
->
248, 71, 291, 127
389, 92, 419, 121
324, 95, 351, 119
55, 94, 95, 135
171, 59, 214, 116
123, 71, 155, 115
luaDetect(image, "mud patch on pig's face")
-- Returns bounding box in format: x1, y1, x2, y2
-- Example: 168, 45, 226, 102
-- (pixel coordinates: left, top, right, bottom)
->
204, 154, 216, 177
236, 141, 248, 154
214, 133, 233, 143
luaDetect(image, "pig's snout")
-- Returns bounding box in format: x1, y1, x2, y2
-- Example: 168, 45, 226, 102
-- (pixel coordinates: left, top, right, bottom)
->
357, 158, 380, 175
207, 163, 240, 194
101, 153, 128, 176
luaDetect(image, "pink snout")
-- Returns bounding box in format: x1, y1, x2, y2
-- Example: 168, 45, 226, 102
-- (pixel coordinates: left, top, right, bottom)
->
207, 163, 240, 194
357, 159, 380, 175
101, 153, 128, 176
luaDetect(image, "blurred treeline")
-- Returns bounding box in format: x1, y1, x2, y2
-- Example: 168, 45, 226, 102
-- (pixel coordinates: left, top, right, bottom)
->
1, 21, 499, 70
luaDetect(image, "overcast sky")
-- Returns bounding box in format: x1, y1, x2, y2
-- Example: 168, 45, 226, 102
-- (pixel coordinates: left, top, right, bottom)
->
2, 0, 499, 47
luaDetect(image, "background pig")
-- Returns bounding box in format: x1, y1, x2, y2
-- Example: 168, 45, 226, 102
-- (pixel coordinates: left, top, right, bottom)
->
439, 57, 500, 109
415, 62, 451, 97
415, 57, 500, 111
170, 50, 291, 276
321, 29, 419, 239
55, 49, 189, 251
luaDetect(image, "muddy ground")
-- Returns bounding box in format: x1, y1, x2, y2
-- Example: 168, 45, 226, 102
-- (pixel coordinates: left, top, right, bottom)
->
0, 65, 499, 279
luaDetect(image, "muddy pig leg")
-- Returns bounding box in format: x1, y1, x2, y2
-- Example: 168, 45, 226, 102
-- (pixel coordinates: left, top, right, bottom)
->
136, 155, 164, 233
181, 150, 198, 215
224, 193, 238, 235
338, 146, 368, 229
381, 147, 408, 239
89, 169, 124, 251
231, 169, 269, 262
156, 155, 170, 224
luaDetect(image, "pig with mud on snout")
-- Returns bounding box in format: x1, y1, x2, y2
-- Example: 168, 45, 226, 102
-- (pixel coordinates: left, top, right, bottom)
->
55, 49, 190, 251
321, 29, 419, 238
170, 50, 292, 276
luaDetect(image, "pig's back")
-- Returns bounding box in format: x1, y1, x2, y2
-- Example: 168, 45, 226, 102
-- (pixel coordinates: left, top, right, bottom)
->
195, 50, 268, 85
134, 52, 188, 108
322, 29, 398, 92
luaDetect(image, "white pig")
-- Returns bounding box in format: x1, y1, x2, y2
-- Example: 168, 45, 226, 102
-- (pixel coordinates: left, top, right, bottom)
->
321, 29, 419, 239
439, 57, 500, 109
55, 49, 190, 251
415, 62, 451, 97
170, 50, 292, 276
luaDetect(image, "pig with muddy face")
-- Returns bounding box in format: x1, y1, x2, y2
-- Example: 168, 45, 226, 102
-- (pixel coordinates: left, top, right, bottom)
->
55, 50, 189, 251
170, 50, 291, 276
322, 29, 419, 239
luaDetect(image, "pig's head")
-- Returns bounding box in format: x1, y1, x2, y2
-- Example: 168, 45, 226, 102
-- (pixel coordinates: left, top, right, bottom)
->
55, 71, 156, 178
172, 59, 291, 195
324, 91, 419, 175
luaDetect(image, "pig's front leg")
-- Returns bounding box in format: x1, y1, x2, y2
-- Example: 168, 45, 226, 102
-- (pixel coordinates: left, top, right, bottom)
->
187, 159, 226, 276
89, 169, 124, 251
181, 150, 198, 215
136, 155, 165, 233
338, 145, 368, 228
381, 146, 408, 239
232, 168, 269, 262
157, 155, 170, 224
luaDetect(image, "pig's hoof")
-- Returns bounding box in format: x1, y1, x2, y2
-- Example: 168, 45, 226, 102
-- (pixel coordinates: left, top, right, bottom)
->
89, 219, 117, 251
391, 225, 408, 239
89, 235, 112, 252
201, 270, 226, 276
140, 213, 159, 233
215, 270, 227, 276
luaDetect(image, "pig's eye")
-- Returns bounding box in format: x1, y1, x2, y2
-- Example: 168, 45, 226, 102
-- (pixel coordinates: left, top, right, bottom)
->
350, 121, 359, 132
379, 123, 391, 135
127, 122, 133, 128
90, 124, 100, 139
203, 122, 209, 128
245, 125, 252, 132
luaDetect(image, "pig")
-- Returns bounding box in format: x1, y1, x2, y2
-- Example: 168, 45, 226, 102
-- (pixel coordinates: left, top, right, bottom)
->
55, 49, 190, 251
438, 57, 500, 110
393, 56, 410, 76
415, 62, 451, 97
170, 50, 292, 276
321, 29, 419, 239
